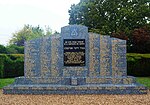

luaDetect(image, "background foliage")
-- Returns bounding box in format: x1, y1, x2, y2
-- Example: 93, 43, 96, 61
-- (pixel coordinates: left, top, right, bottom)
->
69, 0, 150, 53
9, 25, 52, 46
0, 25, 53, 54
0, 44, 24, 54
127, 53, 150, 77
0, 54, 24, 78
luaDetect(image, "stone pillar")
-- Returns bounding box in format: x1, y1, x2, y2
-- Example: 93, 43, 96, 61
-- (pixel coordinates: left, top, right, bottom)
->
40, 37, 51, 77
89, 33, 100, 77
111, 38, 127, 77
25, 39, 41, 77
100, 35, 112, 77
50, 35, 61, 77
61, 25, 89, 77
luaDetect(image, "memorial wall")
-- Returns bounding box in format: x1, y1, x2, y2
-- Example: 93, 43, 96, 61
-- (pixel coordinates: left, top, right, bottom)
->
3, 25, 147, 94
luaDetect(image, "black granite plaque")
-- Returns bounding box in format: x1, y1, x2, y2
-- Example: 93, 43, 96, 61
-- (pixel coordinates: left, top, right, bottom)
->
64, 39, 85, 66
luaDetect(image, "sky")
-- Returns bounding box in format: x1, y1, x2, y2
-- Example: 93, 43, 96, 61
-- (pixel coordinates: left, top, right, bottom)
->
0, 0, 80, 46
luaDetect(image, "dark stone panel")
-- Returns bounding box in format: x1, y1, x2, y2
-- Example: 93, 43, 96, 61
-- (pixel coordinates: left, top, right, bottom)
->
64, 39, 86, 66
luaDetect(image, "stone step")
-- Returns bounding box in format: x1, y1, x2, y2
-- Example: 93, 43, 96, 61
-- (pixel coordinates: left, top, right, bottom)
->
14, 76, 136, 85
3, 83, 147, 95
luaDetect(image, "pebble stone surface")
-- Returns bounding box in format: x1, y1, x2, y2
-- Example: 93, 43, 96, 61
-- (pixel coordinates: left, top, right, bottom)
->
0, 90, 149, 105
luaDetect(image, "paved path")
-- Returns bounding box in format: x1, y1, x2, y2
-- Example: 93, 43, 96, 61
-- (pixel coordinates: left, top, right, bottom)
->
0, 90, 149, 105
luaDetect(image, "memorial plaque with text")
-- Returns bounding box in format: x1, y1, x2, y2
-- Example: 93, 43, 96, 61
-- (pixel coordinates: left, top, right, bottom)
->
64, 39, 85, 66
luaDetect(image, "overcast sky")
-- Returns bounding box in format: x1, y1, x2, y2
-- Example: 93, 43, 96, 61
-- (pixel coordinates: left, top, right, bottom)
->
0, 0, 80, 46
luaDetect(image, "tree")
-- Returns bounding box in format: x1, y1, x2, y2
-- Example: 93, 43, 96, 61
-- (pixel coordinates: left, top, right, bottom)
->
45, 25, 53, 36
69, 0, 150, 53
129, 26, 150, 53
9, 25, 52, 46
69, 0, 149, 35
0, 44, 7, 54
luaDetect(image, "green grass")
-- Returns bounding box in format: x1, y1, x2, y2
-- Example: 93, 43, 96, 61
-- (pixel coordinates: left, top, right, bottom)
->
0, 78, 15, 89
0, 77, 150, 89
137, 77, 150, 88
127, 53, 150, 58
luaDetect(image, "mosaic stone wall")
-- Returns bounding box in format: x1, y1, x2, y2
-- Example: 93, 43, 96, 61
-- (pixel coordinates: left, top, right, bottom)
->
25, 25, 128, 78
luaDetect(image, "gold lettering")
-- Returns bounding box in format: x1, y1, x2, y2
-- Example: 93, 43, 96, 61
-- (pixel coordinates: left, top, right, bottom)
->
64, 52, 85, 64
64, 40, 85, 46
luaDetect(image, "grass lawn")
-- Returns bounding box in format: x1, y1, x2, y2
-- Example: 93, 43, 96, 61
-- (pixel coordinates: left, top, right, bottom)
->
0, 77, 150, 89
0, 78, 15, 89
136, 77, 150, 89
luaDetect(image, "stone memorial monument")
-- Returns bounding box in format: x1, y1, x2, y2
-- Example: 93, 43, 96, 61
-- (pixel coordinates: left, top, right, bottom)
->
3, 25, 147, 94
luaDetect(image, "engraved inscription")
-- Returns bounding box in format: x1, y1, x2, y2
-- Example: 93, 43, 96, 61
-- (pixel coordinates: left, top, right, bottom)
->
64, 39, 85, 66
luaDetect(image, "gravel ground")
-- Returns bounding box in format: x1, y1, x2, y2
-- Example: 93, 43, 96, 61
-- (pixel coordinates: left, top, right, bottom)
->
0, 90, 150, 105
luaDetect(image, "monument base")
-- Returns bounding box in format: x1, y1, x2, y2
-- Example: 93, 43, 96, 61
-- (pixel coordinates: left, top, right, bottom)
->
3, 76, 148, 94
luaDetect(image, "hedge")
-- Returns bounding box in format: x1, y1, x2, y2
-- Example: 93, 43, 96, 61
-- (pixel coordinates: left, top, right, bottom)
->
0, 54, 24, 78
0, 54, 149, 78
0, 55, 7, 78
127, 53, 150, 77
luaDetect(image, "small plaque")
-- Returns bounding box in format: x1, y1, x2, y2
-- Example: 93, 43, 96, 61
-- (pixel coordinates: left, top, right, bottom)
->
64, 39, 85, 66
